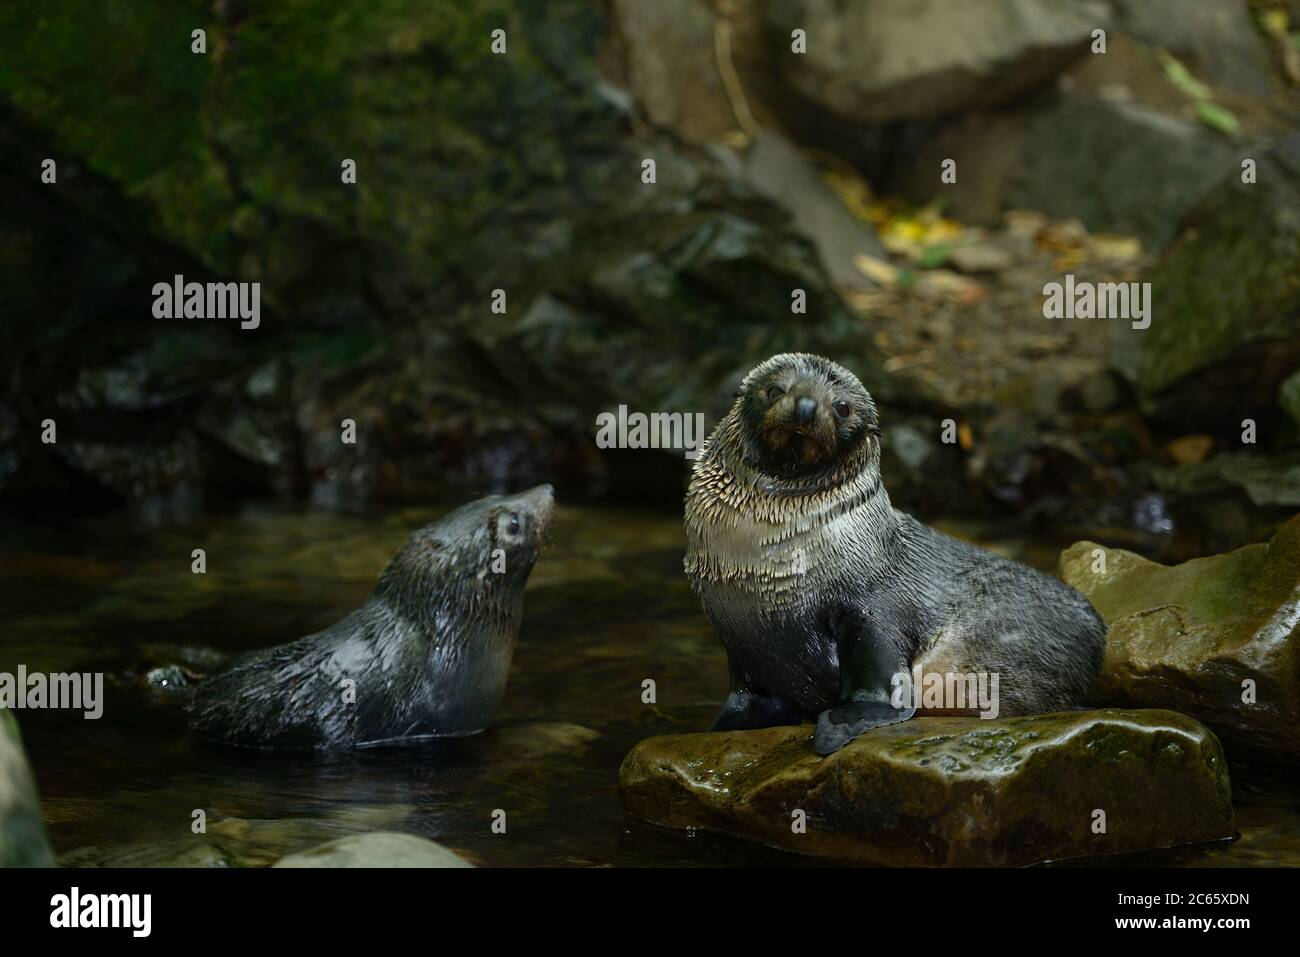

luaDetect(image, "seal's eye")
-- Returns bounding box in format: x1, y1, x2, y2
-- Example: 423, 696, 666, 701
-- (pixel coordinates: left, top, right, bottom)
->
766, 385, 785, 402
508, 513, 521, 536
832, 400, 852, 419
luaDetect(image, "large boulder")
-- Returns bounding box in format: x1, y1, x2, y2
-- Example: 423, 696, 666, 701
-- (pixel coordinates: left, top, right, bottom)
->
1061, 515, 1300, 760
619, 710, 1234, 865
761, 0, 1095, 122
1, 711, 55, 867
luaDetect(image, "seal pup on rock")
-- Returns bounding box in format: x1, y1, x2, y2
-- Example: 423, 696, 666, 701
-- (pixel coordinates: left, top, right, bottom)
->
190, 485, 554, 750
684, 354, 1105, 755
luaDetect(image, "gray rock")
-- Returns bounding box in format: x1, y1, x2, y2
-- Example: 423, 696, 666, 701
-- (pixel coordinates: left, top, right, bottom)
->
763, 0, 1094, 121
273, 832, 474, 868
608, 0, 737, 143
1104, 0, 1278, 94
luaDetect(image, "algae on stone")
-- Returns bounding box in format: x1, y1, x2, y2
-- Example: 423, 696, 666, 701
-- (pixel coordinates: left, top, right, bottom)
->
1061, 515, 1300, 759
619, 710, 1234, 866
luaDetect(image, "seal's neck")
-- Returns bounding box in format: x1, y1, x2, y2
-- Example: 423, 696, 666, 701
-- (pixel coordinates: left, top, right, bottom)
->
371, 544, 519, 646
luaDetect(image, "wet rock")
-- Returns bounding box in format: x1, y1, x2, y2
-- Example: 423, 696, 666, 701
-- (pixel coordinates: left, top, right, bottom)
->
619, 710, 1234, 865
273, 832, 473, 868
1061, 515, 1300, 759
1110, 141, 1300, 429
0, 710, 55, 867
60, 839, 233, 868
761, 0, 1094, 122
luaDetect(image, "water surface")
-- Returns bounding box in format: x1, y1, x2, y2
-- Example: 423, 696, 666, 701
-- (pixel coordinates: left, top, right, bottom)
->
3, 502, 1296, 867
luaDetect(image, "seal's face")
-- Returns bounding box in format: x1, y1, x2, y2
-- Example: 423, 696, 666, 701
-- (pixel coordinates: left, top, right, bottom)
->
736, 354, 879, 480
482, 484, 555, 581
382, 485, 555, 608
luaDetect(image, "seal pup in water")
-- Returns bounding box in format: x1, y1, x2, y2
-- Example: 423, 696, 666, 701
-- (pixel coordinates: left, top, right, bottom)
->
684, 354, 1105, 755
190, 485, 554, 750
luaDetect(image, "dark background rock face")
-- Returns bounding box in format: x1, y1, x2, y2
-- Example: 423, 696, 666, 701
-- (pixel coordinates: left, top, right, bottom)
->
0, 0, 936, 510
0, 0, 1296, 557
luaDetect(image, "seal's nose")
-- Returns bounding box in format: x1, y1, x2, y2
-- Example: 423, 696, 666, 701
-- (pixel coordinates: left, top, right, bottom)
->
521, 484, 555, 533
794, 397, 817, 425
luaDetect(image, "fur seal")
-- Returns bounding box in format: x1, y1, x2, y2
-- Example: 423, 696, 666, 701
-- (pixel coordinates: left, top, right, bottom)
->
189, 485, 554, 750
684, 354, 1105, 755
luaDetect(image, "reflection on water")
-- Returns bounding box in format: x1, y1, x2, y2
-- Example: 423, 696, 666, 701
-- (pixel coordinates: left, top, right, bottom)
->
2, 502, 1297, 867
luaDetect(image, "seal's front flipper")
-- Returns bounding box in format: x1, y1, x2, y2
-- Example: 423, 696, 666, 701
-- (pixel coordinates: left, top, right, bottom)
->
815, 607, 915, 754
814, 699, 915, 754
711, 690, 804, 731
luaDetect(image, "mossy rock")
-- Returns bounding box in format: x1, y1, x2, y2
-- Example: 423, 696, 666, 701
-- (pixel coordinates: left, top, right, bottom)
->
1062, 514, 1300, 759
1109, 140, 1300, 428
619, 710, 1233, 866
0, 710, 55, 867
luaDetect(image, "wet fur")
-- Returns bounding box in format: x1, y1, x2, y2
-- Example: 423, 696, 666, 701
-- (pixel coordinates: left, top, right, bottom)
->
189, 487, 553, 750
684, 354, 1105, 753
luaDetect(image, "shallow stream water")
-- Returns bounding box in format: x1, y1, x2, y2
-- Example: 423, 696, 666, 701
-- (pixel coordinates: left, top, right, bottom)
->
3, 502, 1297, 867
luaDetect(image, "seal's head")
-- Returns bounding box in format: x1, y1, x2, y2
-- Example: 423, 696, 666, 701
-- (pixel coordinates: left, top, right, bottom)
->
731, 353, 879, 483
378, 485, 555, 615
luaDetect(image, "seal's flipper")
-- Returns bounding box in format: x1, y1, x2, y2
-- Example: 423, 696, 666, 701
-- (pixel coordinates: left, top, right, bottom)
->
711, 689, 804, 731
813, 607, 915, 753
813, 699, 915, 754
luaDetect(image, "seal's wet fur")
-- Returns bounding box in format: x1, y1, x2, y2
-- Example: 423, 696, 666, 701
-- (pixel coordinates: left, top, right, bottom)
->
189, 486, 554, 750
684, 354, 1105, 754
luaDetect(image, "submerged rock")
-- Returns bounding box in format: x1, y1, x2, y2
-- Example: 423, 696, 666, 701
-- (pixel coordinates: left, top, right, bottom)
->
619, 710, 1233, 866
1062, 515, 1300, 760
60, 839, 233, 868
273, 832, 474, 868
0, 710, 55, 867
